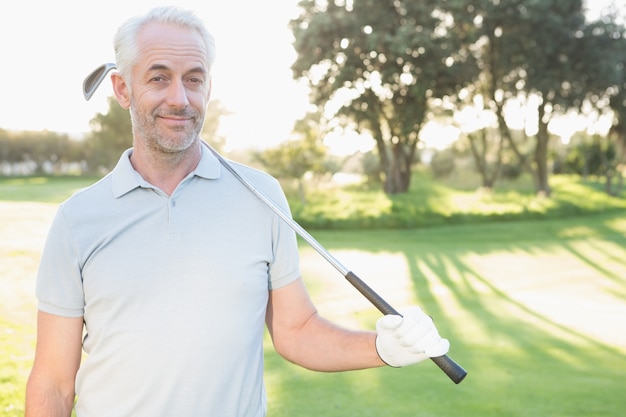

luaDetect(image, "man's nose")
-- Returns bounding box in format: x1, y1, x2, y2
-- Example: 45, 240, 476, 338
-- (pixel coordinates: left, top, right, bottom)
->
166, 79, 190, 108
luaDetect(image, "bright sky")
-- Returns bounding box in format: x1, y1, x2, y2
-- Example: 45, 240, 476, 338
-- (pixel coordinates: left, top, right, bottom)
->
0, 0, 308, 151
0, 0, 623, 152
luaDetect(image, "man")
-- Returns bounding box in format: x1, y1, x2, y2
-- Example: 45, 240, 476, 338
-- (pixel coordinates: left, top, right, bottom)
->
25, 6, 450, 417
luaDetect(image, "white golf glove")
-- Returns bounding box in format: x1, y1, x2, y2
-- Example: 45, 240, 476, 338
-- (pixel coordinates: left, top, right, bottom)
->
375, 306, 450, 367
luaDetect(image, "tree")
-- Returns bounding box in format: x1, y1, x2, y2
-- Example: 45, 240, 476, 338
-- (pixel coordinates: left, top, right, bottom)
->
609, 76, 626, 195
581, 16, 626, 195
254, 112, 327, 204
84, 96, 132, 173
290, 0, 479, 194
444, 0, 626, 197
0, 130, 77, 175
505, 0, 588, 196
447, 0, 531, 191
449, 0, 593, 196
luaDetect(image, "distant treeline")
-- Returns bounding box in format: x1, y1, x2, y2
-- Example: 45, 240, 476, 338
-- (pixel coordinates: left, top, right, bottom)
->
0, 129, 92, 176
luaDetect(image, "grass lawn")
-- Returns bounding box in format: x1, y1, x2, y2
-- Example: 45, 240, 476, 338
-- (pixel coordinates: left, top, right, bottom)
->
1, 175, 625, 416
0, 176, 98, 203
1, 202, 56, 416
262, 214, 626, 416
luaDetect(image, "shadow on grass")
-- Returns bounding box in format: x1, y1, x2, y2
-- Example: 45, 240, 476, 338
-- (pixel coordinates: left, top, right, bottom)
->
264, 212, 626, 417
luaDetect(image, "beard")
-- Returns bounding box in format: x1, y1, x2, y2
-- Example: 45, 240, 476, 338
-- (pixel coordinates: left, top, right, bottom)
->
130, 102, 204, 153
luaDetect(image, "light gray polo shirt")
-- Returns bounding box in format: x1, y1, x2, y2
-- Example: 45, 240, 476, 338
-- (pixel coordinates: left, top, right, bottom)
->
36, 145, 301, 416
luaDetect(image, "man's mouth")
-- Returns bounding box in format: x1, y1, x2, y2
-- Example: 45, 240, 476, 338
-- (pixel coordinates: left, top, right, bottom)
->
157, 114, 195, 128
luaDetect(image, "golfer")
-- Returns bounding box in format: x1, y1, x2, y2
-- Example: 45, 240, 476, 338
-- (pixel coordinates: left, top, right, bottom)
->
25, 6, 450, 416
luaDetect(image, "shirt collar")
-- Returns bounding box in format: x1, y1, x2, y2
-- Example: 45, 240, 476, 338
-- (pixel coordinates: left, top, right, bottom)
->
111, 143, 222, 198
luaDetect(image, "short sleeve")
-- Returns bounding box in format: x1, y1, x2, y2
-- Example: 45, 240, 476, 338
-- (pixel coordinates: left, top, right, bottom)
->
36, 207, 85, 317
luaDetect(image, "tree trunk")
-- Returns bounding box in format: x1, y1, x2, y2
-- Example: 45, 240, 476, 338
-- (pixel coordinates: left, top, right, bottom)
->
535, 102, 551, 197
383, 142, 413, 194
496, 99, 536, 187
372, 126, 417, 194
468, 128, 504, 190
609, 123, 626, 196
598, 136, 615, 196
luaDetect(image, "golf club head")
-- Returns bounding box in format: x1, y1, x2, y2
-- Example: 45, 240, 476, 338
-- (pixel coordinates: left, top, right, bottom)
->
83, 63, 116, 101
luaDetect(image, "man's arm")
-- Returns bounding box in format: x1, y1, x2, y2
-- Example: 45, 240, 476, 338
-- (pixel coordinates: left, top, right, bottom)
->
266, 277, 385, 371
26, 311, 84, 417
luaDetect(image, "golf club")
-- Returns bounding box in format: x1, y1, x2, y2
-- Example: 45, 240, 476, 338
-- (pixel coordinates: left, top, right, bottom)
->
83, 63, 116, 100
82, 65, 468, 384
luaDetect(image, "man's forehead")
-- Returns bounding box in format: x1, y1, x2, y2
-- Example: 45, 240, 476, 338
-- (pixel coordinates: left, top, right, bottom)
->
138, 22, 206, 54
135, 22, 209, 71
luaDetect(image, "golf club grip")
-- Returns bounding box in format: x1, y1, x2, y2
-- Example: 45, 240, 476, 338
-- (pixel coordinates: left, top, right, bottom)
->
345, 271, 467, 384
204, 143, 467, 383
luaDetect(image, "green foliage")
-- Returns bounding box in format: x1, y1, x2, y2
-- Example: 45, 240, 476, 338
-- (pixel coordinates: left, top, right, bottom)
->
290, 0, 626, 196
84, 96, 133, 173
290, 0, 480, 193
499, 161, 523, 180
255, 112, 328, 181
3, 173, 624, 230
0, 129, 83, 175
430, 147, 456, 178
2, 174, 625, 417
359, 151, 382, 185
255, 138, 326, 179
254, 112, 328, 204
563, 136, 617, 176
288, 172, 626, 230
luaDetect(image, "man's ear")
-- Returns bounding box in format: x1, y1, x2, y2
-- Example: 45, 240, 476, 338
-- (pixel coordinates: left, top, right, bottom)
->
111, 73, 131, 109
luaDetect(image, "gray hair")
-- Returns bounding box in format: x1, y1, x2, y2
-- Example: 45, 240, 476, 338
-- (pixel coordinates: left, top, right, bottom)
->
113, 6, 216, 82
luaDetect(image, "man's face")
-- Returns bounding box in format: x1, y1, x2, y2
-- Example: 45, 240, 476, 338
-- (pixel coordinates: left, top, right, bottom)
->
126, 22, 211, 153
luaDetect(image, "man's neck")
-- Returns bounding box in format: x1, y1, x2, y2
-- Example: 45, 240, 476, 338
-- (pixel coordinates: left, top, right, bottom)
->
130, 141, 202, 196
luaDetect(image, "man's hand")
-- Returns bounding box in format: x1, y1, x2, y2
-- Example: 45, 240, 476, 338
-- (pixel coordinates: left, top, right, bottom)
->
375, 306, 450, 367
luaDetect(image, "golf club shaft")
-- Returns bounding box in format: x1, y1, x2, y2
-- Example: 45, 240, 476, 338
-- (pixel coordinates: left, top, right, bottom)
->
204, 142, 467, 384
82, 66, 466, 383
